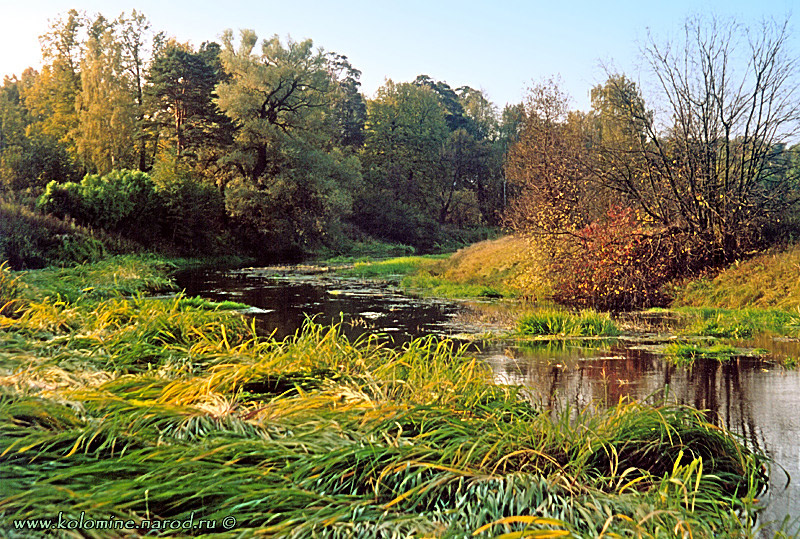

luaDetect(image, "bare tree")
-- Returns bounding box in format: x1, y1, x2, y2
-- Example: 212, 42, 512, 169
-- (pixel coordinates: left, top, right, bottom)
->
596, 16, 800, 260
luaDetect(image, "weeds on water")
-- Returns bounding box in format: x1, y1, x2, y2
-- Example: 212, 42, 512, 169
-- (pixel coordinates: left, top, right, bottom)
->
0, 257, 783, 537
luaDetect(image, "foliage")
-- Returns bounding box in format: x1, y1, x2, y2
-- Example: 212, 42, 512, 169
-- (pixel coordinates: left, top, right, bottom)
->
516, 308, 619, 337
550, 207, 682, 311
0, 256, 777, 537
150, 155, 226, 251
38, 169, 162, 242
0, 199, 109, 269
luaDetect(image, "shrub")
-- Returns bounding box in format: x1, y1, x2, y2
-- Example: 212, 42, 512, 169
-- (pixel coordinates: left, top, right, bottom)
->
551, 207, 682, 311
38, 170, 163, 243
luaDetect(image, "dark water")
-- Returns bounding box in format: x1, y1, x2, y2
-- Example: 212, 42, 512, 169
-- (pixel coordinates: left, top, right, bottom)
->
176, 267, 800, 531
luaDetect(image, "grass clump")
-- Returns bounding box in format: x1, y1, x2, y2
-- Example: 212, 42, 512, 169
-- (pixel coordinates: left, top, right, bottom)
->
0, 256, 785, 537
663, 342, 746, 365
516, 309, 620, 337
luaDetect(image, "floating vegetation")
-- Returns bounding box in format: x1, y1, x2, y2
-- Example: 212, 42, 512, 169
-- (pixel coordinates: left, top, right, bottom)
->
0, 257, 785, 536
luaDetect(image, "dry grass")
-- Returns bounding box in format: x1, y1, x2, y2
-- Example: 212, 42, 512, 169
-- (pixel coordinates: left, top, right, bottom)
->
672, 244, 800, 311
403, 235, 554, 300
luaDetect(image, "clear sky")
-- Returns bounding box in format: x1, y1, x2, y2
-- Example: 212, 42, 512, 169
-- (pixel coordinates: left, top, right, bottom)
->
1, 0, 797, 112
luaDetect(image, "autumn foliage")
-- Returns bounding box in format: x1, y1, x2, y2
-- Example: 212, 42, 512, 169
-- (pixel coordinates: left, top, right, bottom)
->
551, 207, 681, 311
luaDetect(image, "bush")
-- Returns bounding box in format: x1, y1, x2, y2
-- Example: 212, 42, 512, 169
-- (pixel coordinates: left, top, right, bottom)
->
551, 207, 682, 311
151, 157, 225, 251
38, 170, 163, 243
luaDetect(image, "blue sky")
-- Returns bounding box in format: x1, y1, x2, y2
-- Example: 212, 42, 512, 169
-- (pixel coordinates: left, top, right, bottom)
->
1, 0, 797, 112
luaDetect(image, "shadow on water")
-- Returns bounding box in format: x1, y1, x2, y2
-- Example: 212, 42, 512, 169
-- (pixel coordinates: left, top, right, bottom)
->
176, 266, 800, 531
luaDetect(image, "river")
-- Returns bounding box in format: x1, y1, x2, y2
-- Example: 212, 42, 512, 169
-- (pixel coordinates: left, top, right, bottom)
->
176, 265, 800, 532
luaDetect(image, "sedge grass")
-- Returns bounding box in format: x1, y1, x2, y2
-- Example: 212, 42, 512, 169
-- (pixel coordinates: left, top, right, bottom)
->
0, 257, 791, 537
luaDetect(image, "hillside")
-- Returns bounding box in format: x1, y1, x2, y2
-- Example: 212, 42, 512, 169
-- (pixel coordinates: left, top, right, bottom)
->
672, 244, 800, 311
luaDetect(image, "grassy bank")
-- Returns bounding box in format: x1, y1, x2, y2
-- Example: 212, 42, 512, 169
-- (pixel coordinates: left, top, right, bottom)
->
0, 256, 783, 537
672, 243, 800, 310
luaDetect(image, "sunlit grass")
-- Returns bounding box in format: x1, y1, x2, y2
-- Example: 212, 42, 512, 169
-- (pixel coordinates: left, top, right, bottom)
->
672, 243, 800, 310
335, 255, 447, 279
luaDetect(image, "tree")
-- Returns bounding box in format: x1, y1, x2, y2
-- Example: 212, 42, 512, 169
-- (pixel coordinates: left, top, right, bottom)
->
216, 30, 332, 184
326, 53, 367, 151
20, 10, 85, 158
357, 80, 449, 244
117, 10, 152, 170
597, 17, 800, 260
75, 14, 138, 174
215, 31, 361, 251
147, 40, 228, 160
504, 79, 594, 235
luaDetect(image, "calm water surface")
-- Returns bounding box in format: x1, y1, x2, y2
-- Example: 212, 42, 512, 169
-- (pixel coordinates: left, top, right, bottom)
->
176, 266, 800, 531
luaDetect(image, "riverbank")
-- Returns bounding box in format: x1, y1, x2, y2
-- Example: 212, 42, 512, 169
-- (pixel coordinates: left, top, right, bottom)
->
0, 256, 786, 536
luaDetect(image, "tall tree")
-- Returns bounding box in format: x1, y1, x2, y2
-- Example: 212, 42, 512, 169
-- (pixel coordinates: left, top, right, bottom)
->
21, 10, 85, 157
117, 10, 152, 170
216, 30, 332, 183
75, 15, 138, 174
147, 41, 227, 159
596, 17, 800, 258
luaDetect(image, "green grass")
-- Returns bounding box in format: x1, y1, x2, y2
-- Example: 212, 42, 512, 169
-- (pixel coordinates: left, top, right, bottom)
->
334, 255, 448, 280
401, 270, 506, 298
674, 307, 800, 339
16, 254, 177, 303
0, 256, 793, 537
516, 309, 620, 337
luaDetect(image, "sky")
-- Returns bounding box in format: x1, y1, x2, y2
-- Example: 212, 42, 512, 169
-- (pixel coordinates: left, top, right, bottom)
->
1, 0, 797, 112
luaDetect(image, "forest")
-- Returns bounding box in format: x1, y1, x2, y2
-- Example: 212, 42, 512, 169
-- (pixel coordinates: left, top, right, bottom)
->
2, 11, 799, 311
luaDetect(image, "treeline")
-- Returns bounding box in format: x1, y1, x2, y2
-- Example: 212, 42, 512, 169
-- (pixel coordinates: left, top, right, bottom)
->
3, 11, 799, 310
0, 10, 516, 262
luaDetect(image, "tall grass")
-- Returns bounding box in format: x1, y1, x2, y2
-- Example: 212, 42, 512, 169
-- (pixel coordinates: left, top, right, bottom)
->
0, 257, 790, 537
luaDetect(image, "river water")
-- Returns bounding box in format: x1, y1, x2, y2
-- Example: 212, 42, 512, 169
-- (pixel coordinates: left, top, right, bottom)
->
176, 266, 800, 532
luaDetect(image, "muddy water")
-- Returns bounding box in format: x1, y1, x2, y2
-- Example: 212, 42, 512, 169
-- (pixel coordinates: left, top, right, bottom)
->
176, 267, 800, 531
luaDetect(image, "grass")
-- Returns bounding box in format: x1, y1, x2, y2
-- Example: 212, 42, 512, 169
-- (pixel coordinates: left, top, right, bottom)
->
334, 255, 448, 280
674, 306, 800, 339
0, 256, 787, 537
516, 309, 620, 338
662, 342, 747, 366
672, 243, 800, 310
397, 235, 553, 300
